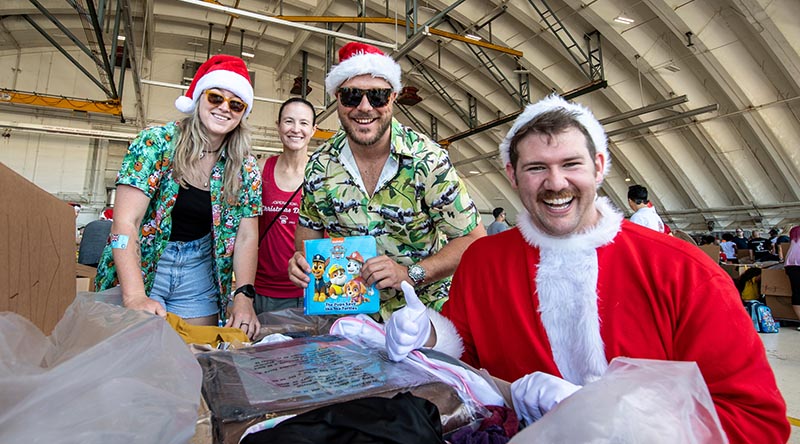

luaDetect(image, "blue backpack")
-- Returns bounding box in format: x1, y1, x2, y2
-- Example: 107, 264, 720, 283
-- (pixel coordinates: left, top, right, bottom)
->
744, 301, 780, 333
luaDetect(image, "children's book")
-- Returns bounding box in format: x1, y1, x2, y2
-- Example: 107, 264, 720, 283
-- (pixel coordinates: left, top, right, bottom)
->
304, 235, 379, 315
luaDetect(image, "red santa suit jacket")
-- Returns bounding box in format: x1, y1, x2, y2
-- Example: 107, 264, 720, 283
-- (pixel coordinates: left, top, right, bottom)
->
443, 198, 789, 444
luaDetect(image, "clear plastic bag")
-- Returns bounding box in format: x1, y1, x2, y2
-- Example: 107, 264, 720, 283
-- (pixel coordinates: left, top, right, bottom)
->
0, 292, 202, 444
509, 357, 728, 444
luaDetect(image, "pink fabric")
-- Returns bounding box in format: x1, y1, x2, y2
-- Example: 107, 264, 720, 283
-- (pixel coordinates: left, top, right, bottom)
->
254, 156, 303, 298
444, 222, 789, 444
786, 226, 800, 266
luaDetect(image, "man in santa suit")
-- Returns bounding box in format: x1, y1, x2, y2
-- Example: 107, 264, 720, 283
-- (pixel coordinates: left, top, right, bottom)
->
384, 95, 789, 443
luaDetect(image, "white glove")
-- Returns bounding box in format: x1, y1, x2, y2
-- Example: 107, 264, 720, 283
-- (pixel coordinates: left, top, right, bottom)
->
511, 371, 581, 425
385, 281, 431, 362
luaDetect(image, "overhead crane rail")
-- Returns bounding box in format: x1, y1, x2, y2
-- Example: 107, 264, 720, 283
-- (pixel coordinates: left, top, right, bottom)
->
0, 89, 122, 116
276, 16, 523, 57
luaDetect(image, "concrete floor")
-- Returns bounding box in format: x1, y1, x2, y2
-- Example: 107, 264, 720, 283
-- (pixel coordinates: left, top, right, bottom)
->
762, 321, 800, 443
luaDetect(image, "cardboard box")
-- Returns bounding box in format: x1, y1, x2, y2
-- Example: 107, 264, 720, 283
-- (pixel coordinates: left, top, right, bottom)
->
720, 263, 750, 281
761, 268, 792, 296
736, 249, 754, 264
765, 295, 798, 321
699, 245, 720, 262
0, 163, 76, 334
778, 243, 789, 261
76, 263, 97, 293
198, 336, 473, 444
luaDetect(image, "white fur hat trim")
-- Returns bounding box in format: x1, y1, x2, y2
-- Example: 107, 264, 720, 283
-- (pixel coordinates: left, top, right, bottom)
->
499, 94, 610, 178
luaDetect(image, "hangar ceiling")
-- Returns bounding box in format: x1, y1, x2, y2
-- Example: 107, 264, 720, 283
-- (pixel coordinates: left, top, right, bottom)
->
1, 0, 799, 233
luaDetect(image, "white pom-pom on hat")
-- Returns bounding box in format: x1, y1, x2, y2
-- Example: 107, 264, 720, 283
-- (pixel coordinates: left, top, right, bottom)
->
174, 95, 195, 114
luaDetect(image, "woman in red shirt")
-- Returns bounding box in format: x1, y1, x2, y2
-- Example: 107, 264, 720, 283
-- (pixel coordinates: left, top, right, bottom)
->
254, 98, 317, 313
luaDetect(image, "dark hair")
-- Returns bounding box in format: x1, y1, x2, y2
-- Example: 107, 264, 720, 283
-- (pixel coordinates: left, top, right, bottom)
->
627, 185, 648, 204
278, 97, 317, 126
736, 267, 762, 295
492, 207, 504, 218
507, 108, 596, 169
722, 232, 734, 241
769, 228, 778, 237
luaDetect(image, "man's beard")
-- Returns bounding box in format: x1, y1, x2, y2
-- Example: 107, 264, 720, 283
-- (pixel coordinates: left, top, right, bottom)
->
342, 114, 392, 147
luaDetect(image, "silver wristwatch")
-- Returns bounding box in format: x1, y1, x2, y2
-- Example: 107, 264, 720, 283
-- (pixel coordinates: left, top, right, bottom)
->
407, 264, 426, 285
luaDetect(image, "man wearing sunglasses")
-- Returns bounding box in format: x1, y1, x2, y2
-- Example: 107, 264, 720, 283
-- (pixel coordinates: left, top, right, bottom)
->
288, 42, 485, 321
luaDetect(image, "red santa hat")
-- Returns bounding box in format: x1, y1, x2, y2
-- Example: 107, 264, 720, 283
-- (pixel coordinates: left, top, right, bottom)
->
346, 251, 365, 264
499, 94, 610, 181
175, 54, 254, 118
325, 42, 402, 99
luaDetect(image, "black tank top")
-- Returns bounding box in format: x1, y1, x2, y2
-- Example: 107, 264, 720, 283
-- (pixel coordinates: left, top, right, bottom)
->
170, 184, 212, 241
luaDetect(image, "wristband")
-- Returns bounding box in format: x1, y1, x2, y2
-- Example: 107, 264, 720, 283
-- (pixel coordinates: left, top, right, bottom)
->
233, 284, 256, 300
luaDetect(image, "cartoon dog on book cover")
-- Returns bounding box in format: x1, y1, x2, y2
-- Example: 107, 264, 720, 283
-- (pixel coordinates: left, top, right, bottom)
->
304, 236, 379, 315
344, 279, 370, 306
311, 254, 330, 302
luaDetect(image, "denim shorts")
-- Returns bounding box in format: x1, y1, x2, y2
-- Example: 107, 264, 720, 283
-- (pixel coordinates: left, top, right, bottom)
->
149, 233, 220, 319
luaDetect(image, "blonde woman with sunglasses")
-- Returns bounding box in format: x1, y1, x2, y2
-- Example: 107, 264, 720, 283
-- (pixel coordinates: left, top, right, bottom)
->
95, 55, 263, 339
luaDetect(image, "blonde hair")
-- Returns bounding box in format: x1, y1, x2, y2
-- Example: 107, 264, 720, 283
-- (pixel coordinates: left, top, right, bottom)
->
172, 105, 252, 204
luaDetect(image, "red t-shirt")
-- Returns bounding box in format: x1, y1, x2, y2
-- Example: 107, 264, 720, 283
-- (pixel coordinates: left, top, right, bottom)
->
254, 156, 303, 298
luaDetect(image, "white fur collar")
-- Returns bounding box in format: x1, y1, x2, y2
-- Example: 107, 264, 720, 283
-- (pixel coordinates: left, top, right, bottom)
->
518, 197, 623, 385
517, 196, 623, 251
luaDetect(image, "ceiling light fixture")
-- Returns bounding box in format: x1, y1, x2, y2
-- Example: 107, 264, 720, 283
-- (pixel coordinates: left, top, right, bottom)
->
117, 35, 126, 41
664, 63, 681, 72
241, 51, 255, 58
614, 14, 635, 25
465, 33, 482, 41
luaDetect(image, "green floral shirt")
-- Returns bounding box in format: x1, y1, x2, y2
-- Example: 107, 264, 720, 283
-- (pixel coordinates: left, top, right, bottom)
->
95, 122, 262, 320
300, 118, 479, 320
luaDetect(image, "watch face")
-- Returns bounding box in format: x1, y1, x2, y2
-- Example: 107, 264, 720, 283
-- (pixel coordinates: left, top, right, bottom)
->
409, 264, 425, 284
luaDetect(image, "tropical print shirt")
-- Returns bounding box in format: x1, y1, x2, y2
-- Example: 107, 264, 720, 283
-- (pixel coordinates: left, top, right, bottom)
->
95, 122, 262, 321
300, 118, 479, 321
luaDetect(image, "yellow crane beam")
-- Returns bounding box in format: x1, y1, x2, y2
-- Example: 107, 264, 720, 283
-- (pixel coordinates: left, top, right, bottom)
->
0, 89, 122, 116
313, 128, 336, 139
277, 16, 523, 57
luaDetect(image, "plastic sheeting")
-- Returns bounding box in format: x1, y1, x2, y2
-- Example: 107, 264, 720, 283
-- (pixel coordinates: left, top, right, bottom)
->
0, 293, 202, 444
198, 335, 477, 443
198, 335, 442, 420
509, 357, 728, 444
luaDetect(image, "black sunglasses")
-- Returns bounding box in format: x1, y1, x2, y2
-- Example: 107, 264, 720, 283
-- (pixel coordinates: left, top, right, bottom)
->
204, 90, 248, 113
338, 87, 393, 108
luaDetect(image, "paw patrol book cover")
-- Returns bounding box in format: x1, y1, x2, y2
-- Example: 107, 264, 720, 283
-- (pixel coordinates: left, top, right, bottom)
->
304, 236, 379, 315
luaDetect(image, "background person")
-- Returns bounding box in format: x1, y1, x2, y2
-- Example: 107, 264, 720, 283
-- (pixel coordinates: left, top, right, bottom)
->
748, 230, 778, 262
287, 42, 485, 321
384, 95, 789, 442
785, 226, 800, 328
95, 55, 262, 339
486, 207, 509, 235
719, 232, 737, 263
78, 216, 112, 268
627, 184, 664, 232
254, 98, 317, 314
732, 227, 749, 250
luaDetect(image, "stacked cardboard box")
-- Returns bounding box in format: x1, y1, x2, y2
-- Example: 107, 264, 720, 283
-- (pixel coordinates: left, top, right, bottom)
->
0, 163, 76, 334
761, 267, 796, 321
699, 245, 720, 262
